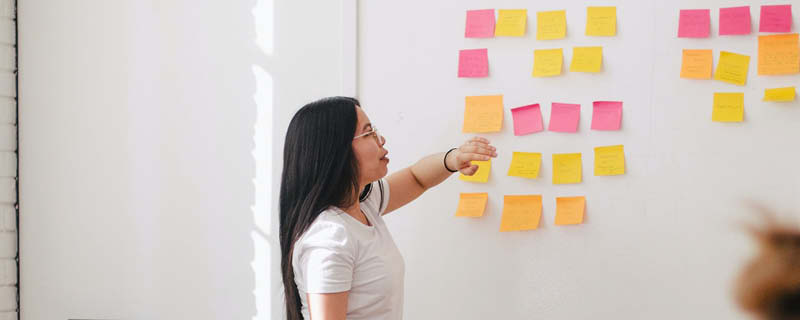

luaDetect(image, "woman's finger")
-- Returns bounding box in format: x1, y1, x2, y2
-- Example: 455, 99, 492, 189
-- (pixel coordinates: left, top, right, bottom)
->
460, 164, 479, 176
470, 136, 490, 144
460, 145, 496, 157
459, 152, 491, 163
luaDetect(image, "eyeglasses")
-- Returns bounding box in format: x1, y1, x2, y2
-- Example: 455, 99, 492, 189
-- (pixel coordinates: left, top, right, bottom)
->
353, 126, 385, 145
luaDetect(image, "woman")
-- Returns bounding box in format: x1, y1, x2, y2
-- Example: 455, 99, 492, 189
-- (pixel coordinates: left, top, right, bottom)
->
279, 96, 497, 320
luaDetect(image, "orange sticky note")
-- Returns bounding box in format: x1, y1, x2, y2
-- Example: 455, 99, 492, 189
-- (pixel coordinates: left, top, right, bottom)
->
500, 195, 542, 232
680, 49, 713, 79
463, 95, 503, 133
758, 34, 800, 76
555, 196, 585, 225
456, 193, 488, 217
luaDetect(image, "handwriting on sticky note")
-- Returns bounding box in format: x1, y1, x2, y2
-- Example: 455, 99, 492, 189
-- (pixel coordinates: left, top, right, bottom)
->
712, 92, 744, 122
586, 6, 616, 36
537, 10, 566, 40
460, 160, 491, 183
456, 193, 488, 217
678, 9, 710, 38
532, 48, 563, 77
458, 49, 489, 78
511, 104, 543, 136
759, 5, 792, 33
594, 145, 625, 176
570, 46, 603, 73
500, 195, 542, 232
591, 101, 622, 131
719, 6, 751, 35
465, 9, 495, 38
714, 51, 750, 86
463, 95, 503, 133
681, 49, 713, 79
555, 196, 585, 225
758, 34, 799, 76
763, 87, 796, 102
548, 103, 580, 132
508, 152, 542, 179
553, 153, 582, 184
495, 9, 527, 37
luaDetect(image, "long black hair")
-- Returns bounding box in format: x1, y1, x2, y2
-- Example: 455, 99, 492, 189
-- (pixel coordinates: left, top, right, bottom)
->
279, 96, 377, 320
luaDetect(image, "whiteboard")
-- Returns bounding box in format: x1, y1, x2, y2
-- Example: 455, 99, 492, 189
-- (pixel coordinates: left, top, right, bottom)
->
359, 0, 800, 319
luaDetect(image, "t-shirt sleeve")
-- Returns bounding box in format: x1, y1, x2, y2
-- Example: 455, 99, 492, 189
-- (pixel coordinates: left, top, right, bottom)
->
295, 222, 355, 293
363, 178, 391, 215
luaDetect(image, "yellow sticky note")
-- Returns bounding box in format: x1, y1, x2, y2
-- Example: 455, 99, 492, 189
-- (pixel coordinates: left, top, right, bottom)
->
455, 193, 488, 218
532, 48, 563, 77
570, 46, 603, 73
500, 195, 542, 232
463, 95, 503, 133
537, 10, 566, 40
712, 92, 744, 122
508, 152, 541, 179
758, 34, 800, 75
495, 9, 527, 37
680, 49, 713, 79
594, 145, 625, 176
555, 196, 585, 225
763, 87, 796, 102
552, 153, 582, 184
459, 160, 491, 183
586, 6, 616, 36
714, 51, 750, 86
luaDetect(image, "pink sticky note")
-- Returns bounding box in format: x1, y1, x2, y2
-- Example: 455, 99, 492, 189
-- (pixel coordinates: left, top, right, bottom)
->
759, 5, 792, 33
678, 9, 711, 38
720, 6, 751, 35
458, 49, 489, 78
511, 104, 543, 136
548, 103, 580, 133
591, 101, 622, 131
465, 9, 495, 38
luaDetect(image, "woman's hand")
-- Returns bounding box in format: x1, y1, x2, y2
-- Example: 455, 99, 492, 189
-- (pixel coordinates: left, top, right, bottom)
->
446, 137, 498, 176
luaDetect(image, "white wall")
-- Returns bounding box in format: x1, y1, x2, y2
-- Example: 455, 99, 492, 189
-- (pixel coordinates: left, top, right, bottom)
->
19, 0, 348, 319
0, 0, 16, 319
360, 0, 798, 319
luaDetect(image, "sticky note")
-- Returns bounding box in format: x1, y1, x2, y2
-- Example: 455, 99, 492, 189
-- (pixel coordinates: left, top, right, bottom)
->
712, 92, 744, 122
532, 48, 563, 77
763, 87, 796, 102
594, 145, 625, 176
495, 9, 527, 37
759, 5, 792, 33
460, 160, 491, 183
537, 10, 566, 40
680, 49, 713, 79
511, 104, 543, 136
463, 95, 503, 133
507, 152, 541, 179
719, 6, 751, 35
455, 193, 488, 217
465, 9, 495, 38
500, 195, 542, 232
591, 101, 622, 131
570, 46, 603, 73
678, 9, 710, 38
548, 103, 580, 132
586, 6, 616, 36
553, 153, 582, 184
714, 51, 750, 86
555, 196, 585, 225
758, 34, 799, 75
458, 49, 489, 78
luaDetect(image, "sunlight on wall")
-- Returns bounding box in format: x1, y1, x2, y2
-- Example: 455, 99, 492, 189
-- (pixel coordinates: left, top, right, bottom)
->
251, 0, 274, 319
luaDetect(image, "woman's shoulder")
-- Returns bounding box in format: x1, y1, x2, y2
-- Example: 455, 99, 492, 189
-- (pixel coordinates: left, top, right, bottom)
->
295, 208, 353, 249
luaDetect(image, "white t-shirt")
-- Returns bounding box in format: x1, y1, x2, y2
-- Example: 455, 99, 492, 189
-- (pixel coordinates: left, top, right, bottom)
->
292, 179, 405, 320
